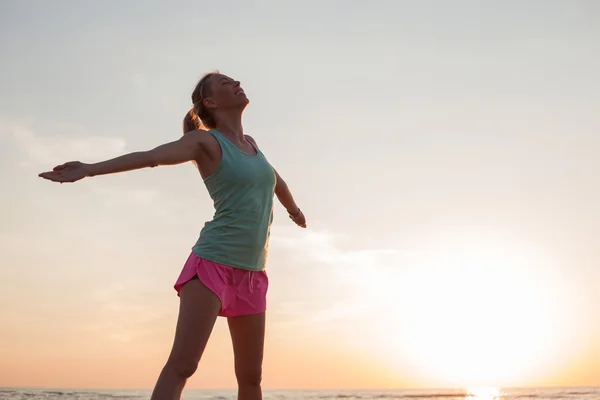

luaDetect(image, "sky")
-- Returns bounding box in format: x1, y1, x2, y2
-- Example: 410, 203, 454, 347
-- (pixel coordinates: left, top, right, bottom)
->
1, 0, 599, 392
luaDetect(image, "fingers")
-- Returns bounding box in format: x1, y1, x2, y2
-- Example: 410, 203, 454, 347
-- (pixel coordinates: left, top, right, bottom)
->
288, 213, 307, 228
53, 161, 76, 171
38, 171, 72, 183
40, 161, 83, 183
39, 171, 61, 181
39, 171, 55, 180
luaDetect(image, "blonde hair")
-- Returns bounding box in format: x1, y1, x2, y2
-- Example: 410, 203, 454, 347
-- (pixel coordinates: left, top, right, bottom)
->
182, 71, 219, 134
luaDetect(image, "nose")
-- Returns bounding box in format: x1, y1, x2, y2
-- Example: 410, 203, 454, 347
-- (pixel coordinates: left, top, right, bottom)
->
234, 80, 241, 87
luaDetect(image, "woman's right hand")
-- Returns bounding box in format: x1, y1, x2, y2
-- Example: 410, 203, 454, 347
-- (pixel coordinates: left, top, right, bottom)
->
289, 209, 307, 228
39, 161, 91, 183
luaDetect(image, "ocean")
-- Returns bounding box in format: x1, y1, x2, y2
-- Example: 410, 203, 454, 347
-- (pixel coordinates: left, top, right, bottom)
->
0, 387, 598, 400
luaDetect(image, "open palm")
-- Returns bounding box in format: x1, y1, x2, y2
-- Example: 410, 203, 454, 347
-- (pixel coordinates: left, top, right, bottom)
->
39, 161, 90, 183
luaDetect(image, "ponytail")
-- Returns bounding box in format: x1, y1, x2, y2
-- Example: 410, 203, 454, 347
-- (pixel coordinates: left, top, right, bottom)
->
185, 71, 219, 134
182, 108, 202, 134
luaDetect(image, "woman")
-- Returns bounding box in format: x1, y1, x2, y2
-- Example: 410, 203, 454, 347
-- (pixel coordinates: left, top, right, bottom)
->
39, 71, 306, 400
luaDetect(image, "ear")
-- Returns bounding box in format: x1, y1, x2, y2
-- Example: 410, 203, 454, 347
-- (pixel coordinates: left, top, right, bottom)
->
202, 97, 217, 110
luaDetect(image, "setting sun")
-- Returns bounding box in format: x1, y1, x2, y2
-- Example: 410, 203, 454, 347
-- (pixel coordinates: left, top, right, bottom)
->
357, 232, 581, 388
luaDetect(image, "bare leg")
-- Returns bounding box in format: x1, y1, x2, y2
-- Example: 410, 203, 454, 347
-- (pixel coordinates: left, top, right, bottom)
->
151, 279, 221, 400
227, 312, 266, 400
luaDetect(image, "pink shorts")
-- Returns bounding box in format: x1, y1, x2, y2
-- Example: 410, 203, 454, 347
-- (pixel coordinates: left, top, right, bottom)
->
174, 252, 268, 318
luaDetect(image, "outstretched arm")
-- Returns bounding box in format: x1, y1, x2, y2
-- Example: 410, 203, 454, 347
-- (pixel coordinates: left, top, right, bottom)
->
39, 130, 207, 183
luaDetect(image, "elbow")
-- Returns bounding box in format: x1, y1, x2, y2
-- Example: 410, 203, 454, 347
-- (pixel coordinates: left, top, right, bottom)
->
143, 150, 159, 168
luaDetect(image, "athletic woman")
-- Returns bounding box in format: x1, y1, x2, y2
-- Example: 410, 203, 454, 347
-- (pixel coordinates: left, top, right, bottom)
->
39, 71, 306, 400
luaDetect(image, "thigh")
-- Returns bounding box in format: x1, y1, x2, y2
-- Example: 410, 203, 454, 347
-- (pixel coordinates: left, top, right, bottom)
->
168, 278, 222, 366
227, 312, 266, 378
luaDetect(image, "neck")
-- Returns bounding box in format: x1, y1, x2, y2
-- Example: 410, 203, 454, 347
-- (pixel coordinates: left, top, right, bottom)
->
214, 110, 244, 142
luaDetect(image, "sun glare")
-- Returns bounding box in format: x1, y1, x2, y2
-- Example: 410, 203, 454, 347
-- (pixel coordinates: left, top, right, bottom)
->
467, 387, 500, 400
357, 232, 579, 388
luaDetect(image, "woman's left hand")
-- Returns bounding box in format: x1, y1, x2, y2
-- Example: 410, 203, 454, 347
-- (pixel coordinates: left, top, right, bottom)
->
39, 161, 91, 183
289, 209, 306, 228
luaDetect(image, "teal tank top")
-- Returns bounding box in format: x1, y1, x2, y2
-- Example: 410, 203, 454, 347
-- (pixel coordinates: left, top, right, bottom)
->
192, 129, 276, 271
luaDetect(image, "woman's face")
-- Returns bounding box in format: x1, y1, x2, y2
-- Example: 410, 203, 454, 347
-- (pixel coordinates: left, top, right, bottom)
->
203, 74, 249, 111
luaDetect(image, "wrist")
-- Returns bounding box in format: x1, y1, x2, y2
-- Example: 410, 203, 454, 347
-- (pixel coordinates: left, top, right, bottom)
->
288, 207, 301, 216
84, 163, 96, 177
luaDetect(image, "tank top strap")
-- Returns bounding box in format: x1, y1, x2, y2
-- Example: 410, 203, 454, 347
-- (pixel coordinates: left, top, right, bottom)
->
207, 129, 237, 158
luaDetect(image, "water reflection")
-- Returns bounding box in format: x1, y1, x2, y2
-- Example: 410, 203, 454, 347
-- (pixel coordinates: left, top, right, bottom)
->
467, 387, 501, 400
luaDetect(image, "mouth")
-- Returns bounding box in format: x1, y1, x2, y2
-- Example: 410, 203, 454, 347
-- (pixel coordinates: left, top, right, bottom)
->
235, 89, 246, 96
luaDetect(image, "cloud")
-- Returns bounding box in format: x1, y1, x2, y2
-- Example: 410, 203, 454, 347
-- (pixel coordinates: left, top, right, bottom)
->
271, 225, 399, 275
269, 225, 401, 325
0, 116, 180, 210
0, 118, 127, 167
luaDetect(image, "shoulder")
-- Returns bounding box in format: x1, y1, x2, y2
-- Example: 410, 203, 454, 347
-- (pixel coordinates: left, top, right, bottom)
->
182, 129, 218, 145
244, 134, 259, 149
181, 129, 221, 157
184, 128, 211, 140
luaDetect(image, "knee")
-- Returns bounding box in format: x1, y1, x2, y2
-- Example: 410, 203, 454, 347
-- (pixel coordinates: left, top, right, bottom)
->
165, 357, 199, 379
236, 366, 262, 388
